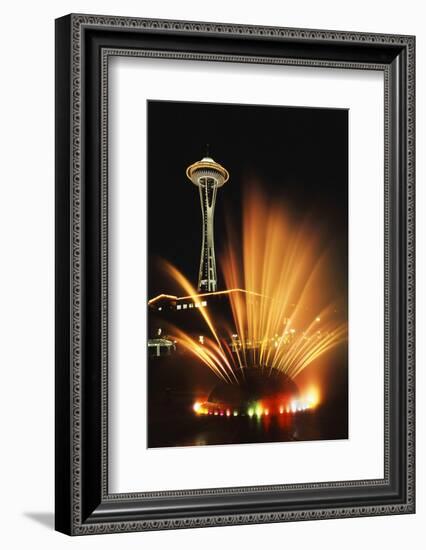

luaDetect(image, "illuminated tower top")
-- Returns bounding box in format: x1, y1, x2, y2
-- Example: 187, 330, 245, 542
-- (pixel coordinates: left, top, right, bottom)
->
186, 153, 229, 293
186, 156, 229, 187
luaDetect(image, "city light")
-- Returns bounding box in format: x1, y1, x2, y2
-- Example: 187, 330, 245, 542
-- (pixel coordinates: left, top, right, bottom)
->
192, 390, 320, 418
148, 293, 178, 305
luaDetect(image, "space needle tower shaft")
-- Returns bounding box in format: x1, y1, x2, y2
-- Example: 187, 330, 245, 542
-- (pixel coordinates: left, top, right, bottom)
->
186, 152, 230, 292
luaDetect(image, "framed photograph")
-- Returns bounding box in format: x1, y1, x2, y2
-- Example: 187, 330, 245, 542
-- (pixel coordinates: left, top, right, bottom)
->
146, 100, 349, 449
55, 14, 415, 535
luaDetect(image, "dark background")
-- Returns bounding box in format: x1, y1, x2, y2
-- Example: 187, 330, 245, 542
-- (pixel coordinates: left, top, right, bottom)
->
147, 100, 348, 299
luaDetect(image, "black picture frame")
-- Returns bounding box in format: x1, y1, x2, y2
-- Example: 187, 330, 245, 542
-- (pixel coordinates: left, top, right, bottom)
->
55, 14, 415, 535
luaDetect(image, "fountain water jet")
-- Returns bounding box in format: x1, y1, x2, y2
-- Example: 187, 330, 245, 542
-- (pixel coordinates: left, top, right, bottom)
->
156, 183, 348, 399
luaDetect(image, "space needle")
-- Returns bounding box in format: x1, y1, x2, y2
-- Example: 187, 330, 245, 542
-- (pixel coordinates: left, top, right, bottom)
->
186, 150, 229, 293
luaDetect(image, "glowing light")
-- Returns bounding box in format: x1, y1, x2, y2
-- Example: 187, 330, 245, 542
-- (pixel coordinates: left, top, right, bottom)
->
221, 186, 348, 382
304, 387, 320, 408
148, 293, 178, 305
161, 262, 239, 384
178, 288, 266, 301
159, 185, 347, 389
195, 397, 316, 418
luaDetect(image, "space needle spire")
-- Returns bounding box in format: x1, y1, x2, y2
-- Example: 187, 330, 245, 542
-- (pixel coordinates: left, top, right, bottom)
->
186, 149, 230, 292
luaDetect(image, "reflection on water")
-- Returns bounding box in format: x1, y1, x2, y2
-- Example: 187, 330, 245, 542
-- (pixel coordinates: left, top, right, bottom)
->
148, 402, 346, 448
147, 353, 348, 449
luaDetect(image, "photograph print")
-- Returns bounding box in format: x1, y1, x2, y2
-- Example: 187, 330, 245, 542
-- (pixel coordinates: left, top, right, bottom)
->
147, 100, 348, 449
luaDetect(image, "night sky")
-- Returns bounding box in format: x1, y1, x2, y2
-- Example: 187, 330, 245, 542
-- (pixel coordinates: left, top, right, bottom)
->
147, 100, 348, 299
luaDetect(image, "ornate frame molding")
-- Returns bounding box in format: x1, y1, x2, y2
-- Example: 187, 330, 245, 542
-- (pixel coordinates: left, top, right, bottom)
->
55, 14, 415, 535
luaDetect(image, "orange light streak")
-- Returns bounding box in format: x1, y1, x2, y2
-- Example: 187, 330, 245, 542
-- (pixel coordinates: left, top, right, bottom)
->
155, 183, 348, 388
